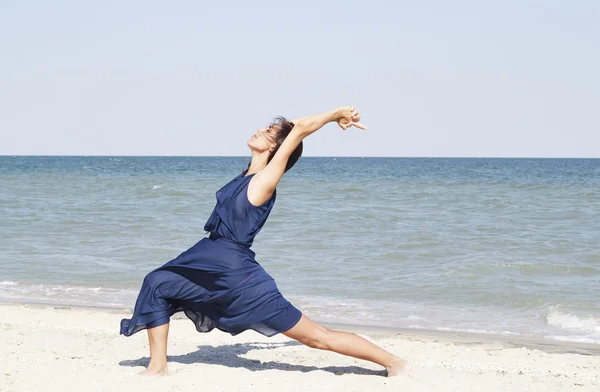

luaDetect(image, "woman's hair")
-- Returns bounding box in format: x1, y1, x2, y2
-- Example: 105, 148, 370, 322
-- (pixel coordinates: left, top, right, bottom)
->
243, 116, 303, 175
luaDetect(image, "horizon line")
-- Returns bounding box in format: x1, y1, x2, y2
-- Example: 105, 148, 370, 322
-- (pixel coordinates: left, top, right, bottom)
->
1, 154, 598, 159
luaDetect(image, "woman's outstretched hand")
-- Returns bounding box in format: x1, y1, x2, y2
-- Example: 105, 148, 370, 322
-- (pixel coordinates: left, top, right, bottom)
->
337, 106, 367, 131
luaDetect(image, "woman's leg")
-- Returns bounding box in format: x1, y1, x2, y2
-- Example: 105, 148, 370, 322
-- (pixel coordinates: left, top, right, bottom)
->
139, 322, 170, 376
282, 315, 406, 377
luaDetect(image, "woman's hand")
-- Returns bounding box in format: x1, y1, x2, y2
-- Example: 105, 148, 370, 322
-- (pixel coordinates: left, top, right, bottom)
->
337, 106, 367, 131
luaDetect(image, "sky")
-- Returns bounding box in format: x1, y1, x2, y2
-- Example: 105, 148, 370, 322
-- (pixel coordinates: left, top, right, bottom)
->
1, 0, 598, 157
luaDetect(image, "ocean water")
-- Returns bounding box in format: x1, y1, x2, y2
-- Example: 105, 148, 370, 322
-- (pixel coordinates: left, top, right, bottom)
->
1, 156, 599, 343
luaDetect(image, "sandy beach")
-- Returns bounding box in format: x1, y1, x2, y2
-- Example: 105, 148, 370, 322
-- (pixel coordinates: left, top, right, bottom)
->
0, 302, 597, 391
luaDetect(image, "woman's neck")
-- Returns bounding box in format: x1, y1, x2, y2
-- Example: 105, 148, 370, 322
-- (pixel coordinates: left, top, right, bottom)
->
246, 153, 270, 175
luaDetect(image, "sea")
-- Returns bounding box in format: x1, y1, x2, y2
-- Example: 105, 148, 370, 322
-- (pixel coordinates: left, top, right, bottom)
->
1, 156, 599, 344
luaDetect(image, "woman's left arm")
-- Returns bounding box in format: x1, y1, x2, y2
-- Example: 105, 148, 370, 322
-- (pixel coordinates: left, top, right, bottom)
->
292, 106, 366, 138
250, 106, 365, 204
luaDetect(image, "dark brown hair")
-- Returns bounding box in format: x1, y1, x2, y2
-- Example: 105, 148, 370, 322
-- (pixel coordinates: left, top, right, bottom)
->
243, 116, 303, 175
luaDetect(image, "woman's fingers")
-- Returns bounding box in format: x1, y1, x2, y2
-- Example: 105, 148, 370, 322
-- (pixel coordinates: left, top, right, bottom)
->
338, 106, 366, 130
339, 122, 367, 130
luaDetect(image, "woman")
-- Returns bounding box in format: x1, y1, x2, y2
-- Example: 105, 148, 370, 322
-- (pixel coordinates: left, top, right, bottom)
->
120, 106, 406, 377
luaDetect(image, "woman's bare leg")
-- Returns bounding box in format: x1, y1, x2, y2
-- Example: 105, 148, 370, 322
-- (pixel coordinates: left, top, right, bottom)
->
139, 322, 170, 376
283, 315, 406, 377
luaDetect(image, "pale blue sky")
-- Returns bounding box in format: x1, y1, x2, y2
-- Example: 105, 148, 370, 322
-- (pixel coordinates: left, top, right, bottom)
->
1, 1, 598, 157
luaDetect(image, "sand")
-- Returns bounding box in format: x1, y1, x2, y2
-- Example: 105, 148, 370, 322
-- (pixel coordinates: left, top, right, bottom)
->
0, 302, 598, 392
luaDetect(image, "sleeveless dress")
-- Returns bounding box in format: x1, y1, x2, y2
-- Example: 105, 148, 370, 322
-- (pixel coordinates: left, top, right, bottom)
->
120, 172, 302, 337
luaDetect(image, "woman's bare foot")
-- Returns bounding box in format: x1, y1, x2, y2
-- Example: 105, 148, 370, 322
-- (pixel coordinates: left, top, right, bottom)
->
138, 365, 169, 376
385, 357, 407, 377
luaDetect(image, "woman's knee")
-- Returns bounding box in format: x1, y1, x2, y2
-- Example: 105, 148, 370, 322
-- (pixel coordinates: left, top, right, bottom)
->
143, 270, 172, 288
143, 270, 160, 286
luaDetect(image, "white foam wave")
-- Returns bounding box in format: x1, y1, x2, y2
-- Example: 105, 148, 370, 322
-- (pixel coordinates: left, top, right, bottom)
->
152, 185, 163, 190
0, 281, 18, 286
546, 308, 600, 334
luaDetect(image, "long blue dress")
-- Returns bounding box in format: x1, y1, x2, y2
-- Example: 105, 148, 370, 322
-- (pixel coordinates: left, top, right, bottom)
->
120, 172, 302, 337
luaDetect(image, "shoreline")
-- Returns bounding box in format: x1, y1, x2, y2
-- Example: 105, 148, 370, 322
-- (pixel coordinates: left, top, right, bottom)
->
1, 301, 598, 391
2, 298, 598, 356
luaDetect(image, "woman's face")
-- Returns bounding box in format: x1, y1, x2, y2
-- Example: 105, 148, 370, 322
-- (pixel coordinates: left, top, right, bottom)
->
248, 125, 278, 153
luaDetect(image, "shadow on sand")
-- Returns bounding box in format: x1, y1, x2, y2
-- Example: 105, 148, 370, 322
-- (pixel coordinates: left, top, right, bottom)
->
119, 341, 385, 376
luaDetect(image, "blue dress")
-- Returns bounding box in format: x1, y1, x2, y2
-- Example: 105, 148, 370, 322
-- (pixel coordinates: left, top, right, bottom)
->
120, 172, 302, 337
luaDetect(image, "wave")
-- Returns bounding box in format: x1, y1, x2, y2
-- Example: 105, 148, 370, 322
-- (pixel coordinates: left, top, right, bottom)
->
546, 307, 600, 334
543, 306, 600, 344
